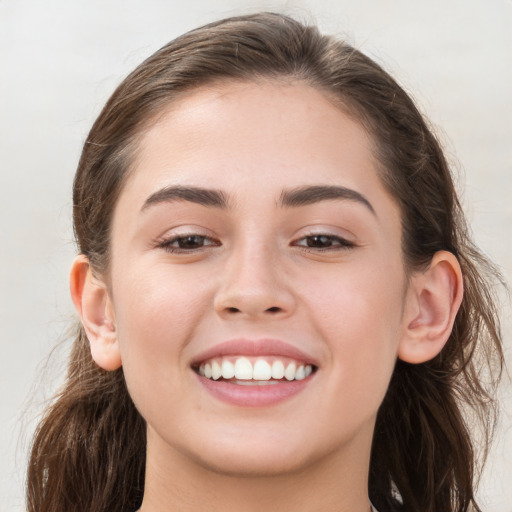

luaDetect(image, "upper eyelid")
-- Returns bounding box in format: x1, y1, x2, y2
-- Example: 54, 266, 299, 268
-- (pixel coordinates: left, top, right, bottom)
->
293, 234, 355, 245
153, 230, 219, 250
155, 225, 218, 241
159, 233, 219, 244
292, 230, 355, 242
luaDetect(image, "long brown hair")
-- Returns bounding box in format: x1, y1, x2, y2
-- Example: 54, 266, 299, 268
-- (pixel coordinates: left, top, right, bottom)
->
27, 12, 504, 512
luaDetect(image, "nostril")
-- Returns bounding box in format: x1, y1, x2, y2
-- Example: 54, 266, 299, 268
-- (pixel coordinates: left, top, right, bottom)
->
266, 307, 281, 313
227, 307, 240, 313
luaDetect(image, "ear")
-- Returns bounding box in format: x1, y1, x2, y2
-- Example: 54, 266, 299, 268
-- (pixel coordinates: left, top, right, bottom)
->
70, 255, 122, 370
398, 251, 463, 364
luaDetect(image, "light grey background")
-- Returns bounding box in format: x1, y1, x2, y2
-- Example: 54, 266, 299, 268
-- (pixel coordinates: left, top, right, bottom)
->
1, 1, 511, 511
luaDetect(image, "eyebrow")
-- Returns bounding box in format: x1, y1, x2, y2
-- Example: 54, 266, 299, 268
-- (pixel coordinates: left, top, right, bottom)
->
141, 185, 229, 211
280, 185, 375, 215
141, 184, 375, 215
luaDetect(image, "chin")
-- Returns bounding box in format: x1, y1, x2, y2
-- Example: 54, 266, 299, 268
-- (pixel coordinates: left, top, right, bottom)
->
186, 445, 318, 478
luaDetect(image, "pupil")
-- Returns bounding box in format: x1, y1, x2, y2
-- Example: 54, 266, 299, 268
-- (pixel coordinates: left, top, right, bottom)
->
180, 235, 203, 248
308, 235, 331, 247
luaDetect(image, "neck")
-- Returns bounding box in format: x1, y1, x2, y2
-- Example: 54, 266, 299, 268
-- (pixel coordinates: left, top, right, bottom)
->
139, 423, 374, 512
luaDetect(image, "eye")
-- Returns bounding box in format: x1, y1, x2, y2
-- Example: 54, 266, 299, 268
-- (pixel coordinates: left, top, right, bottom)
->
293, 234, 355, 251
158, 234, 219, 253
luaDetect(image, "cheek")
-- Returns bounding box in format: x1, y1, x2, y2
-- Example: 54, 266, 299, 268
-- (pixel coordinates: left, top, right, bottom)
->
111, 265, 212, 377
301, 258, 405, 393
110, 266, 216, 426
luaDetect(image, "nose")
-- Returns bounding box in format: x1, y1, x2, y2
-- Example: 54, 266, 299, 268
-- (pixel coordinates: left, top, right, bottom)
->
213, 244, 296, 320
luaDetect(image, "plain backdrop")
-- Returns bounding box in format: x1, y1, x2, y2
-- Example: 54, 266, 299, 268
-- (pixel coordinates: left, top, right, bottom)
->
1, 1, 511, 511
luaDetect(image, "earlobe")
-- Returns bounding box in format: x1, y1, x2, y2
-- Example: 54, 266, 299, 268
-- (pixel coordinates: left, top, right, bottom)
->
398, 251, 464, 364
70, 255, 122, 371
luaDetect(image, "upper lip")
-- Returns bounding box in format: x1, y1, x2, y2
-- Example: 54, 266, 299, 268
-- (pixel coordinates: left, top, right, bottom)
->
191, 338, 318, 367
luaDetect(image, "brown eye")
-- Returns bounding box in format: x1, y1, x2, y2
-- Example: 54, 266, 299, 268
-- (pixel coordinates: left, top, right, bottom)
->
306, 235, 336, 248
175, 235, 208, 249
159, 234, 219, 253
293, 234, 355, 251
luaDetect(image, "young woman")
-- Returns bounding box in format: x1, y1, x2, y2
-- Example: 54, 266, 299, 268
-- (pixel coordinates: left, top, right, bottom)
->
27, 12, 504, 512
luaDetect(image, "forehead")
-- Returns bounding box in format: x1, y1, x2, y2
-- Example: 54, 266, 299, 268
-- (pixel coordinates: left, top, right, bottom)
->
124, 80, 384, 199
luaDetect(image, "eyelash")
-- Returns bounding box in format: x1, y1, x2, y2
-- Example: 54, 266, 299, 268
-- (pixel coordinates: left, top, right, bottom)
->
157, 233, 355, 254
292, 233, 356, 252
157, 234, 220, 253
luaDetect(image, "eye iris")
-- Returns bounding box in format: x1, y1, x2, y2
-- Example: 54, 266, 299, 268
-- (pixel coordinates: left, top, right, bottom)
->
179, 235, 204, 248
307, 235, 333, 248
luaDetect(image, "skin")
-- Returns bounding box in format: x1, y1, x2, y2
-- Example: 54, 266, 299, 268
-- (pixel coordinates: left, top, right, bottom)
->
72, 81, 463, 512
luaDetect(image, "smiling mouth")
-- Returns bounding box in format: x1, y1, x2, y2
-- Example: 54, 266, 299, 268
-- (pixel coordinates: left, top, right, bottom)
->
193, 356, 316, 384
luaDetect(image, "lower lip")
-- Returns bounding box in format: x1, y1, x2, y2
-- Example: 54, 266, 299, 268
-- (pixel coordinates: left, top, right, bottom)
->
196, 374, 313, 407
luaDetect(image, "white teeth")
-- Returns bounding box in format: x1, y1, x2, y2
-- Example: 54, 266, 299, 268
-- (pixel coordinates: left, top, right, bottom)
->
234, 357, 253, 380
271, 360, 285, 379
221, 360, 235, 379
284, 362, 296, 381
252, 360, 272, 380
211, 360, 222, 380
198, 357, 314, 382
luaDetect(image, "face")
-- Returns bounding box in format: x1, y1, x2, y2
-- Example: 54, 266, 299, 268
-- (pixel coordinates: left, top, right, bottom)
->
107, 81, 409, 476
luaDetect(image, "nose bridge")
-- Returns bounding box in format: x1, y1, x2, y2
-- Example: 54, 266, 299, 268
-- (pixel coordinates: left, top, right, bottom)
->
214, 234, 294, 318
